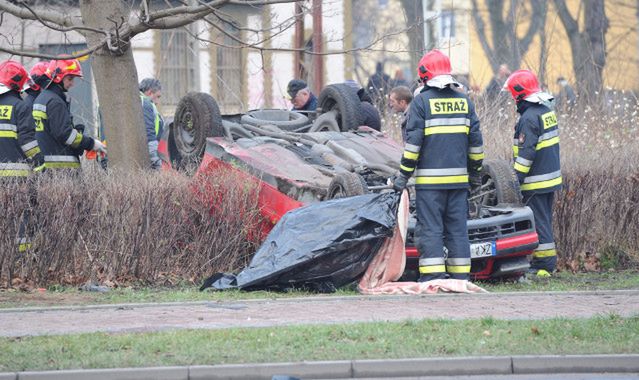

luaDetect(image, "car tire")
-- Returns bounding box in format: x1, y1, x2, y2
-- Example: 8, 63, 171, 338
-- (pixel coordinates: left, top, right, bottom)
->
480, 159, 522, 206
172, 92, 223, 169
318, 84, 362, 131
240, 109, 310, 131
309, 110, 340, 132
326, 172, 369, 199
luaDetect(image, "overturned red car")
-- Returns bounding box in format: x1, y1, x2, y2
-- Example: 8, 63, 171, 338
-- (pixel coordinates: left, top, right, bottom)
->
158, 84, 538, 280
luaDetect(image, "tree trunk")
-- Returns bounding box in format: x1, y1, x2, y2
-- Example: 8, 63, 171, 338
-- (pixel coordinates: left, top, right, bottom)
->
554, 0, 608, 102
80, 0, 148, 170
400, 0, 424, 76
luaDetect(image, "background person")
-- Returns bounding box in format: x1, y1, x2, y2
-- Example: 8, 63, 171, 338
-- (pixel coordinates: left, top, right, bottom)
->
388, 86, 413, 142
287, 79, 317, 111
139, 78, 164, 170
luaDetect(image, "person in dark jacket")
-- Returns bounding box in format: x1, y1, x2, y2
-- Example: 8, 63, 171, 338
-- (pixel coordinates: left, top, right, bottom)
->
505, 70, 562, 277
366, 61, 391, 107
343, 80, 382, 131
392, 50, 484, 282
0, 60, 45, 252
389, 86, 413, 142
33, 59, 105, 170
287, 79, 317, 111
139, 78, 164, 170
23, 62, 49, 121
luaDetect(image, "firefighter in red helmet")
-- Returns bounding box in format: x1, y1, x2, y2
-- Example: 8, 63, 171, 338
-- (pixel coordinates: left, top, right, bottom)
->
392, 50, 484, 282
33, 59, 106, 170
504, 69, 561, 277
0, 60, 46, 252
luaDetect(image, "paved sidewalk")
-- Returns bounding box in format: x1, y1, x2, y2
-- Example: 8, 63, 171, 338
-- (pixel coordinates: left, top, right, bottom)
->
0, 290, 638, 337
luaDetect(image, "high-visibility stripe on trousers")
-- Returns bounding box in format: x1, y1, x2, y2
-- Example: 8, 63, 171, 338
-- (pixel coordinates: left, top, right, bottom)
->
415, 188, 470, 281
525, 192, 557, 272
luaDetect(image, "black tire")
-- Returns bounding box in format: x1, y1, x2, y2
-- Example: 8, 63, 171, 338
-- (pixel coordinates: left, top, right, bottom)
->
478, 159, 522, 206
358, 101, 382, 131
172, 92, 223, 168
240, 110, 310, 131
309, 110, 340, 132
326, 172, 369, 199
318, 84, 362, 131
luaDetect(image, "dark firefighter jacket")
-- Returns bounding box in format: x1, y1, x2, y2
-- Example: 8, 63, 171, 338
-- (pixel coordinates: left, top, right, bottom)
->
512, 101, 562, 193
33, 83, 94, 169
399, 85, 483, 190
0, 90, 43, 177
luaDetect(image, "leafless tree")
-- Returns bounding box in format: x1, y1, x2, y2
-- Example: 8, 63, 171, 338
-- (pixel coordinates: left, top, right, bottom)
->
553, 0, 608, 101
399, 0, 424, 76
470, 0, 548, 74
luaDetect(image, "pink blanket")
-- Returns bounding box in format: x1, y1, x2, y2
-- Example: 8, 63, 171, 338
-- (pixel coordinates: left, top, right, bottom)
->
358, 190, 487, 295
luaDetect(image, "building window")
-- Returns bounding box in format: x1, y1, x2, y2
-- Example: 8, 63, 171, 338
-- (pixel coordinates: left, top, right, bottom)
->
440, 10, 455, 39
158, 28, 200, 110
216, 23, 243, 114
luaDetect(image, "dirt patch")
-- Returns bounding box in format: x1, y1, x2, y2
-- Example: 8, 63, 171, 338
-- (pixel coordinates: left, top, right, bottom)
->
0, 290, 97, 308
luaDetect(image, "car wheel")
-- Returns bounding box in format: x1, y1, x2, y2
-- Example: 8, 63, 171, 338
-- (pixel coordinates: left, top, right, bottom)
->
477, 159, 522, 206
326, 172, 369, 199
240, 109, 310, 131
318, 84, 362, 131
309, 110, 340, 132
172, 92, 223, 170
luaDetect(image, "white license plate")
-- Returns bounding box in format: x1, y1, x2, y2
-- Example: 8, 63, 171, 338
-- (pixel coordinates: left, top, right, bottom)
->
470, 241, 495, 259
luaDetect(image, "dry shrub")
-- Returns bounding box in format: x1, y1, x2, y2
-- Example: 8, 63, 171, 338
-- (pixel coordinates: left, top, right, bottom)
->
476, 96, 639, 271
0, 166, 262, 288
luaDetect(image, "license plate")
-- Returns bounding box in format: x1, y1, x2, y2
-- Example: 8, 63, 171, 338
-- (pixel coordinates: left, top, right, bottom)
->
470, 241, 495, 259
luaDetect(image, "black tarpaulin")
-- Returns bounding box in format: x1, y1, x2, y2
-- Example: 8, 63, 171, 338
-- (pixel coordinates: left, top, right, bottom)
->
201, 192, 400, 293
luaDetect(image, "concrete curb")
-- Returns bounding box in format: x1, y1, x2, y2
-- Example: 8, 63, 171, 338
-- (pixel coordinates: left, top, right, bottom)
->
1, 354, 638, 380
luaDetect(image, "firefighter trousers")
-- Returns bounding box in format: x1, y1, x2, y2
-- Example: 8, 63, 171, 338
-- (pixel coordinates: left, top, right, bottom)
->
524, 191, 557, 272
415, 189, 471, 281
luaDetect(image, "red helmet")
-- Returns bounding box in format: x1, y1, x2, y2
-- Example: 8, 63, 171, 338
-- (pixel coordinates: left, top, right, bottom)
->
29, 61, 50, 91
0, 60, 30, 95
417, 50, 452, 82
504, 69, 541, 103
46, 59, 83, 84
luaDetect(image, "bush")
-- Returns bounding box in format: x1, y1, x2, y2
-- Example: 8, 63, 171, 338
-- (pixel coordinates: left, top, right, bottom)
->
0, 167, 262, 288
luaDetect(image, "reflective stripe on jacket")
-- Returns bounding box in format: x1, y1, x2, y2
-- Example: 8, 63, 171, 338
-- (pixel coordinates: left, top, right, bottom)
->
399, 86, 483, 190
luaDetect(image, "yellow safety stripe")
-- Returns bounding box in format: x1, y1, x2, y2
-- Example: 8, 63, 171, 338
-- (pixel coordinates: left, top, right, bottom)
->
70, 132, 83, 148
514, 162, 531, 173
447, 265, 471, 274
18, 243, 32, 253
24, 146, 41, 158
0, 131, 17, 138
468, 152, 485, 161
403, 151, 419, 160
32, 110, 47, 120
536, 136, 559, 150
415, 175, 469, 185
44, 162, 81, 169
533, 249, 557, 258
419, 265, 446, 274
400, 164, 415, 173
0, 169, 29, 177
520, 176, 562, 191
33, 164, 45, 172
513, 146, 519, 157
425, 126, 469, 135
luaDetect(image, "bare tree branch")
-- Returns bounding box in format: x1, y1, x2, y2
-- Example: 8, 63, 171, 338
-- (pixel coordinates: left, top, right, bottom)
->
16, 1, 107, 35
470, 0, 497, 71
0, 0, 79, 28
553, 0, 579, 35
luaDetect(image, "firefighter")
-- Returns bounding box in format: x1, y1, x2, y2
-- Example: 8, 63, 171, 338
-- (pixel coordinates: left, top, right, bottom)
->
0, 60, 45, 252
504, 70, 561, 277
23, 61, 49, 116
391, 50, 484, 282
33, 59, 105, 170
139, 78, 164, 169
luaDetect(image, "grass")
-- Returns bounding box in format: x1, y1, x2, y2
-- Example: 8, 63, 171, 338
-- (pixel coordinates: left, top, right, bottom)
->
0, 315, 637, 372
1, 271, 638, 309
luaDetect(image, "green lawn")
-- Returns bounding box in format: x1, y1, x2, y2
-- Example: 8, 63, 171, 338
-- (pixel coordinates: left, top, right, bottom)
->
1, 271, 637, 309
1, 315, 637, 372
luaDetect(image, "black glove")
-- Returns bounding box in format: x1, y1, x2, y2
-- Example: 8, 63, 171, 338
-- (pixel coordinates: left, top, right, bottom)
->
391, 174, 408, 192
